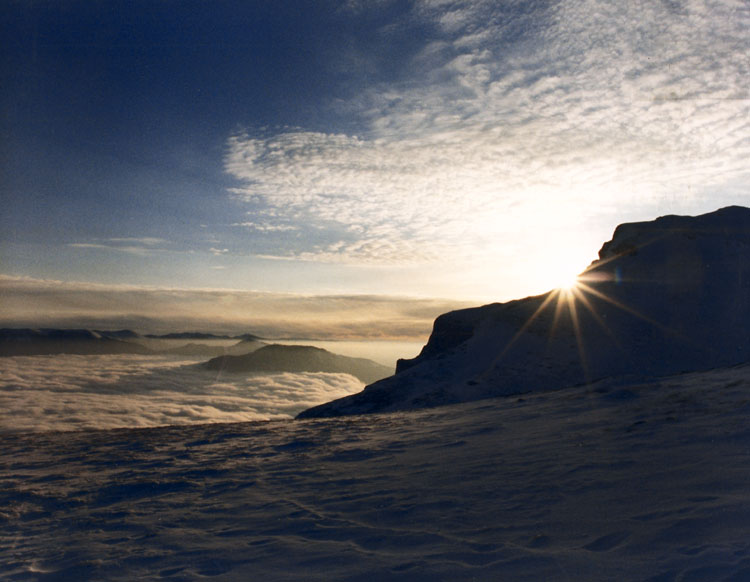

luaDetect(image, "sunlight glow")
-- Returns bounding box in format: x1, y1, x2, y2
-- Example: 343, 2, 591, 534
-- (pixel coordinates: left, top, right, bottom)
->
479, 265, 687, 387
558, 273, 580, 291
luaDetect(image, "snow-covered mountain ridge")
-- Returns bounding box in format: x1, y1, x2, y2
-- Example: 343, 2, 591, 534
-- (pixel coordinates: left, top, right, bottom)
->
300, 206, 750, 417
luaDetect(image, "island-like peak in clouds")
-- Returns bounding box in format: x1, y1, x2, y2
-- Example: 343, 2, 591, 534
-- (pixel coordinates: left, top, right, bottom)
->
0, 328, 152, 356
204, 344, 392, 385
299, 206, 750, 418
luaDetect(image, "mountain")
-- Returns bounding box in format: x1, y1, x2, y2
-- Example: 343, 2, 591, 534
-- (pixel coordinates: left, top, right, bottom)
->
158, 338, 265, 358
233, 333, 263, 341
227, 338, 265, 353
146, 332, 233, 340
203, 344, 392, 384
299, 205, 750, 418
0, 328, 153, 356
157, 343, 235, 357
94, 329, 142, 340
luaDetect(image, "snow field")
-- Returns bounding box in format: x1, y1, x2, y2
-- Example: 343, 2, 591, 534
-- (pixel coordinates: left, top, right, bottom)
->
2, 363, 750, 580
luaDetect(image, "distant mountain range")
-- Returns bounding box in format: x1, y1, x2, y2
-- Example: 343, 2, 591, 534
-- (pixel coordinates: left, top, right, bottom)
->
0, 328, 152, 356
204, 344, 392, 384
0, 329, 264, 357
145, 332, 263, 341
0, 329, 387, 383
158, 338, 264, 358
299, 205, 750, 418
96, 329, 143, 339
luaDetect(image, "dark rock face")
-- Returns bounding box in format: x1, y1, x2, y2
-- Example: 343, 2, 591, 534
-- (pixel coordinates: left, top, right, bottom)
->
204, 344, 393, 385
299, 206, 750, 418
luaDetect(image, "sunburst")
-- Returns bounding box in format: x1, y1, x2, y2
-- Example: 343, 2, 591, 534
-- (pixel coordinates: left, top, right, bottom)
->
557, 273, 580, 291
478, 265, 676, 386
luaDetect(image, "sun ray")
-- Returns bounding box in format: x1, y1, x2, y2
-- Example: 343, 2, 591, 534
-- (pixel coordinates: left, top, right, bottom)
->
576, 281, 666, 330
571, 285, 624, 350
474, 290, 559, 382
548, 288, 568, 341
477, 245, 718, 389
496, 291, 559, 359
565, 286, 590, 382
576, 280, 721, 357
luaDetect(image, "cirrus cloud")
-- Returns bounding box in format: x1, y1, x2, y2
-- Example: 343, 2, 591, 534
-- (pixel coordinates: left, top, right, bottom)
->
226, 0, 749, 268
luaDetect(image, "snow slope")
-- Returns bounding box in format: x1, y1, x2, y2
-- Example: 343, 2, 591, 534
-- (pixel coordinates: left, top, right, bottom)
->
300, 206, 750, 418
3, 363, 750, 580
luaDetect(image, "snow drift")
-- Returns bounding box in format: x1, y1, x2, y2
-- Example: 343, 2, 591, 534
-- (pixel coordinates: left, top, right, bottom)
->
4, 363, 750, 580
300, 206, 750, 417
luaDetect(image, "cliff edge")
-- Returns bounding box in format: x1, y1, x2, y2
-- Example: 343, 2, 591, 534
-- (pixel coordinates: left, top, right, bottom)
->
299, 206, 750, 418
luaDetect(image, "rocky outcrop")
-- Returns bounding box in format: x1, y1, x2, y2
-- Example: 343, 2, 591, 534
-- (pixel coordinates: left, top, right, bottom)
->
299, 206, 750, 418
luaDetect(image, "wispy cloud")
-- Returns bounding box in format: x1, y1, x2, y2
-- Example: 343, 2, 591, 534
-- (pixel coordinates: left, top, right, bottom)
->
232, 221, 298, 232
69, 237, 170, 256
68, 243, 154, 256
68, 238, 236, 261
226, 0, 749, 270
107, 237, 167, 246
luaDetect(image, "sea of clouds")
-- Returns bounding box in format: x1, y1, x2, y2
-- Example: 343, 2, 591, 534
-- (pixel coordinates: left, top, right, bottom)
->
0, 354, 364, 433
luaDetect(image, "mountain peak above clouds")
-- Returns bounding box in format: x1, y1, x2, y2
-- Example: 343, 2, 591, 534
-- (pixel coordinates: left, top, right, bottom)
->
299, 206, 750, 418
0, 328, 152, 356
204, 344, 392, 385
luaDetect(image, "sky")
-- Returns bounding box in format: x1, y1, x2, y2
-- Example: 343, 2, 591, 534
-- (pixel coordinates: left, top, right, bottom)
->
1, 0, 748, 338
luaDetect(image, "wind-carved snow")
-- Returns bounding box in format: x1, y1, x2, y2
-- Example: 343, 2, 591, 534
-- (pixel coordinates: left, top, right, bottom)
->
3, 364, 750, 580
300, 206, 750, 417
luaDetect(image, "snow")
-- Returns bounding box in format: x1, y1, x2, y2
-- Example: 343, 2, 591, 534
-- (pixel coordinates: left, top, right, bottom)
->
2, 363, 750, 580
301, 206, 750, 417
3, 207, 749, 579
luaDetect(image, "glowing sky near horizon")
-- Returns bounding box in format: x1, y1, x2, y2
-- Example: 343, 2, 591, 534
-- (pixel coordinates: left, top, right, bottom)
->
1, 0, 748, 335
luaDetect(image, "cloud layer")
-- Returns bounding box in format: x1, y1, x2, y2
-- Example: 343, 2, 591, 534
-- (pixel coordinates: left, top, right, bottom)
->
0, 354, 364, 433
226, 0, 749, 269
0, 275, 472, 340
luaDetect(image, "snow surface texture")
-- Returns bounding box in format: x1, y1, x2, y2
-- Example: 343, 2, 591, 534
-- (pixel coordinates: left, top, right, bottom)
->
3, 364, 750, 580
300, 206, 750, 418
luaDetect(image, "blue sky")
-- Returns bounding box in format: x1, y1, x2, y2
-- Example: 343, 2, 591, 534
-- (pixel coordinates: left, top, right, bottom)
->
1, 0, 748, 337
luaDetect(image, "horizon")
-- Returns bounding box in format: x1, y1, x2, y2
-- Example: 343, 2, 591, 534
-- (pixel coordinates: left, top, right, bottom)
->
2, 1, 748, 338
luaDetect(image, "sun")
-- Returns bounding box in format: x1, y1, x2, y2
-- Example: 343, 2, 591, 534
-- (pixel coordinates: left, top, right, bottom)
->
558, 272, 580, 291
529, 251, 589, 294
519, 251, 590, 297
545, 260, 583, 291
